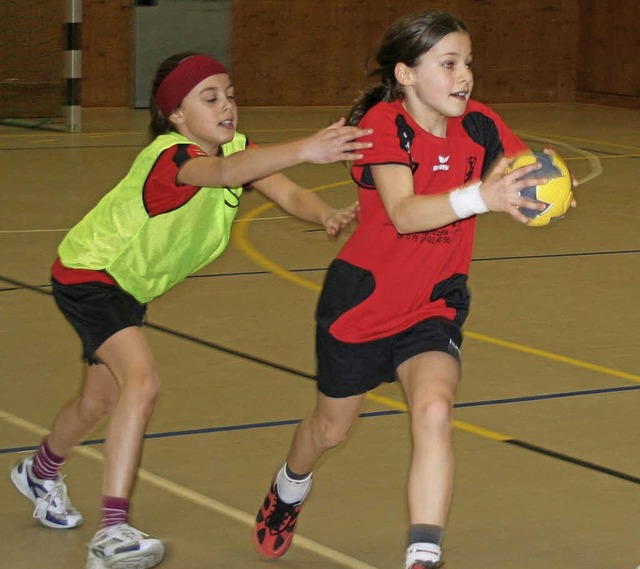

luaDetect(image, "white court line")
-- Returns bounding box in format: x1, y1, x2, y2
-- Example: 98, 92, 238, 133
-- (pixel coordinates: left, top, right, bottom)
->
0, 216, 294, 235
0, 408, 381, 569
1, 137, 603, 238
517, 132, 603, 185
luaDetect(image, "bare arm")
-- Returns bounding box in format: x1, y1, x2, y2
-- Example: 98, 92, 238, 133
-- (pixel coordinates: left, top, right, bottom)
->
177, 118, 372, 189
252, 172, 358, 237
373, 158, 548, 234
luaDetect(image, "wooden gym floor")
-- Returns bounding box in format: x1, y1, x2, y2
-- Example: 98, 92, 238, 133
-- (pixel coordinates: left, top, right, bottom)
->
0, 103, 639, 568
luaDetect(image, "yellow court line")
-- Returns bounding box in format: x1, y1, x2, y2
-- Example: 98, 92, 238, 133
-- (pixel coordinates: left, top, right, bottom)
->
464, 331, 640, 383
233, 181, 348, 293
234, 195, 527, 445
364, 392, 511, 441
232, 179, 640, 423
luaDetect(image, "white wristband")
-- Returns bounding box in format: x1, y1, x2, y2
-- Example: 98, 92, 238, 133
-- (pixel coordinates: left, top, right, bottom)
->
448, 182, 488, 219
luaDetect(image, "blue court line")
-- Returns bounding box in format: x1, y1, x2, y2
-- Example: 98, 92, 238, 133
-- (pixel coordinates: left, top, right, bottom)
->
3, 383, 640, 456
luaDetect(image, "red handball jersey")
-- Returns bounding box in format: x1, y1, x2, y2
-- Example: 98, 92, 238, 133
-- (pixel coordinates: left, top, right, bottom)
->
316, 99, 527, 343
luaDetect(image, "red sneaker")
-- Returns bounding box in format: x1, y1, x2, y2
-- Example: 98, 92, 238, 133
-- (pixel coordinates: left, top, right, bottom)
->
253, 481, 303, 559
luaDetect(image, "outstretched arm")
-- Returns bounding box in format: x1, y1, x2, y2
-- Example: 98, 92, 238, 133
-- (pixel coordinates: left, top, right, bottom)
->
177, 118, 372, 189
252, 172, 358, 238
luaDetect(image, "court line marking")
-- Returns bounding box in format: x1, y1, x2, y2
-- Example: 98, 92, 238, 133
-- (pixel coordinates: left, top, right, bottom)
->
231, 172, 640, 485
0, 216, 290, 235
0, 272, 381, 568
3, 270, 640, 519
522, 133, 602, 184
0, 407, 382, 569
231, 165, 640, 416
0, 131, 623, 563
0, 112, 629, 564
516, 128, 640, 153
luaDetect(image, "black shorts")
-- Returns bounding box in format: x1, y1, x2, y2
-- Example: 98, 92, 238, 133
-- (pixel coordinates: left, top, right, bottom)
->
51, 279, 147, 364
315, 317, 462, 398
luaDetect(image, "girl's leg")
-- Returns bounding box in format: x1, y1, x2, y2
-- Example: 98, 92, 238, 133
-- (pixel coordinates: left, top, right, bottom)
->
47, 361, 120, 458
397, 351, 460, 567
10, 360, 120, 530
86, 326, 165, 569
287, 390, 366, 474
94, 325, 160, 500
253, 391, 366, 559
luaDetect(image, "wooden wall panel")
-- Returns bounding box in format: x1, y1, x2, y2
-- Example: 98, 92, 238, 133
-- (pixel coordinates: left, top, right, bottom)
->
82, 0, 134, 107
3, 1, 638, 109
0, 1, 64, 117
577, 0, 640, 108
231, 0, 579, 106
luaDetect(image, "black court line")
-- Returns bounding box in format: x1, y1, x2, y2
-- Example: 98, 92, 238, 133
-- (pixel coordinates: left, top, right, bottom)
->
2, 273, 640, 486
1, 246, 639, 293
3, 409, 640, 487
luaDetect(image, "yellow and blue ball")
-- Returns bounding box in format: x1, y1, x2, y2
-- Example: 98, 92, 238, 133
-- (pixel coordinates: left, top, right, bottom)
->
509, 151, 573, 227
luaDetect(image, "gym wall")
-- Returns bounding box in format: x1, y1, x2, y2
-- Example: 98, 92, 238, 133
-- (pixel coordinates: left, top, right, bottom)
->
2, 0, 638, 109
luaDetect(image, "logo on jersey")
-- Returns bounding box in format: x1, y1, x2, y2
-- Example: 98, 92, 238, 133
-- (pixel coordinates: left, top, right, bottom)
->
433, 155, 450, 172
464, 156, 477, 183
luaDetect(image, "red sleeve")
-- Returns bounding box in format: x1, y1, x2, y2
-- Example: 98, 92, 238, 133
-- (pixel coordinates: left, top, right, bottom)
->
351, 102, 413, 188
143, 143, 205, 217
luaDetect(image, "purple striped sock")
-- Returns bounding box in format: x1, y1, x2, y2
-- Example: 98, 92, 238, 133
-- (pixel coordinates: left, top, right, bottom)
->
100, 496, 130, 529
32, 438, 65, 480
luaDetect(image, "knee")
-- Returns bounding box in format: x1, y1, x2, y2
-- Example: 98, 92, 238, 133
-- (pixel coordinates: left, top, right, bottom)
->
130, 369, 160, 407
312, 415, 352, 451
77, 392, 116, 424
121, 367, 161, 412
411, 394, 453, 437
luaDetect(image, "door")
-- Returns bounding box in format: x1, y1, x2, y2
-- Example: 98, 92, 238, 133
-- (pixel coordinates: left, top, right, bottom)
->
134, 0, 231, 108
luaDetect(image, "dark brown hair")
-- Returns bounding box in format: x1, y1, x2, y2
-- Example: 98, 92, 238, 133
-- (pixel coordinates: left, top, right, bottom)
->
347, 10, 468, 126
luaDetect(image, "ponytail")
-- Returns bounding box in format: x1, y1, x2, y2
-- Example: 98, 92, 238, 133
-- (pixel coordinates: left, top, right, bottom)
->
347, 82, 400, 126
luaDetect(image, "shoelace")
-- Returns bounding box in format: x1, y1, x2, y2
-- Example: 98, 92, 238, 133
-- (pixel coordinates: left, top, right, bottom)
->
33, 476, 68, 520
264, 499, 300, 535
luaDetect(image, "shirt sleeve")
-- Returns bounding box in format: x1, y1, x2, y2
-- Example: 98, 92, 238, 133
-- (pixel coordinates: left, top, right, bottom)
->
351, 104, 414, 188
144, 143, 204, 217
462, 102, 528, 177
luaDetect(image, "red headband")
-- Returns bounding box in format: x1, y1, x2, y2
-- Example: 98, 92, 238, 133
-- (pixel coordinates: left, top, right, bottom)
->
155, 55, 228, 117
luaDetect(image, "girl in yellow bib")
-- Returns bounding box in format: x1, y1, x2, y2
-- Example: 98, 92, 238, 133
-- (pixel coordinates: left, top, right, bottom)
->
10, 52, 371, 569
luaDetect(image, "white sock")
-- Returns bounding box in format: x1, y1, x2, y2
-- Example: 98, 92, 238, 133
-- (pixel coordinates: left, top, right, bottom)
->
405, 543, 442, 569
275, 464, 312, 504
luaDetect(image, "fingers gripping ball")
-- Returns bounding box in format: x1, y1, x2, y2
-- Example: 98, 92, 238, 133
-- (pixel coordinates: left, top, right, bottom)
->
509, 151, 573, 227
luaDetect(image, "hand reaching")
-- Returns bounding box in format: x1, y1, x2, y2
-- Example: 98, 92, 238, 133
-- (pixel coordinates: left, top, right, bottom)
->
300, 118, 373, 164
324, 201, 360, 237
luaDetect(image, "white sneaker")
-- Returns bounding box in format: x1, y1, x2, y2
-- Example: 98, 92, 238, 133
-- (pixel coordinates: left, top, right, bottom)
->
10, 455, 83, 529
405, 543, 444, 569
86, 523, 165, 569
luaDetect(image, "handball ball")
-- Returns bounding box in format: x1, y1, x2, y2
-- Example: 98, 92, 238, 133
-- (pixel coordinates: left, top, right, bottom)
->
509, 151, 573, 227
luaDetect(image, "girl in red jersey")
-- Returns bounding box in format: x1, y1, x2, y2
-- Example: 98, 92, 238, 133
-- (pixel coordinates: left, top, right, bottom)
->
253, 10, 553, 569
10, 52, 371, 569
